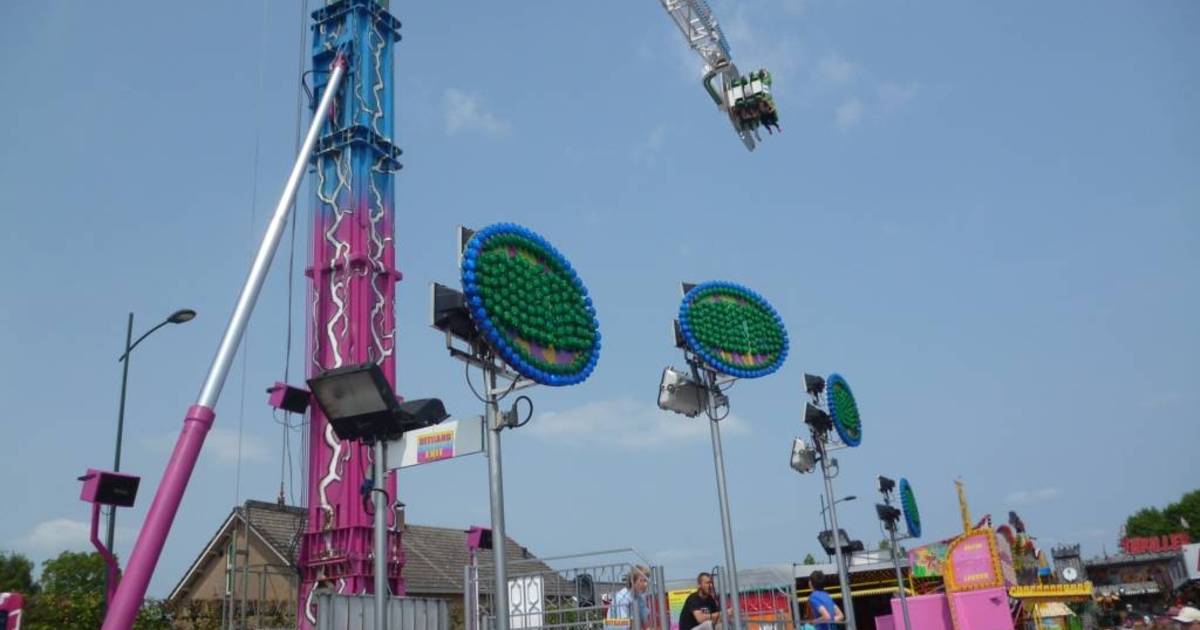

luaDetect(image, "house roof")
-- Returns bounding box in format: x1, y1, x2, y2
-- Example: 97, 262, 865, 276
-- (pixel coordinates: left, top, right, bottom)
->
1085, 551, 1182, 567
169, 500, 553, 601
243, 500, 305, 564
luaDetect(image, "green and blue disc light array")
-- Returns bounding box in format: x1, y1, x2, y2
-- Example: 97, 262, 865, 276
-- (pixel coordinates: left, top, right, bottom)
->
678, 280, 788, 379
825, 373, 862, 447
900, 478, 921, 538
461, 223, 600, 386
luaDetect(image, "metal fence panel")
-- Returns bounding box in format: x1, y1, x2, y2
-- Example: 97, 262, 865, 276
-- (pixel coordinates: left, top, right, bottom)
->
468, 550, 665, 630
315, 593, 449, 630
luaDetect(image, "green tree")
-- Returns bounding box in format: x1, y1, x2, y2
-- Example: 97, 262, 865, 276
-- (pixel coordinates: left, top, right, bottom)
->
1125, 507, 1175, 537
133, 598, 175, 630
39, 550, 106, 596
1124, 489, 1200, 541
0, 551, 38, 594
802, 553, 816, 565
879, 539, 891, 551
20, 551, 174, 630
24, 551, 107, 630
1162, 489, 1200, 540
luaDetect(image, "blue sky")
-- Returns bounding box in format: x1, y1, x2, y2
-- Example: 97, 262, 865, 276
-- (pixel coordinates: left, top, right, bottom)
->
1, 0, 1197, 598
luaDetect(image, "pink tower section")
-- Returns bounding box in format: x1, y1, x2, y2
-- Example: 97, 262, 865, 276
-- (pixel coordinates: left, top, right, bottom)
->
299, 146, 404, 624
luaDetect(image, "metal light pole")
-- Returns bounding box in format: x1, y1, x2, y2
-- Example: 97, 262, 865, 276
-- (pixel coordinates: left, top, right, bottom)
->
485, 366, 511, 630
817, 444, 855, 630
885, 522, 911, 630
373, 440, 388, 629
709, 416, 744, 630
108, 308, 196, 554
695, 367, 744, 630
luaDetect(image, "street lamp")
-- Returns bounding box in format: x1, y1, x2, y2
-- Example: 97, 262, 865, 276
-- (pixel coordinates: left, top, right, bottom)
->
108, 308, 196, 553
820, 495, 857, 532
818, 494, 857, 560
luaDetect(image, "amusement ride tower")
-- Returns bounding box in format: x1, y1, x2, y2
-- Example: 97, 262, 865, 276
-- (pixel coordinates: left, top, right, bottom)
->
298, 1, 404, 626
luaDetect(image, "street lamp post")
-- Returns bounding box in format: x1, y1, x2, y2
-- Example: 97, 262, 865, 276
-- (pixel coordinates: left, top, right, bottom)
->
107, 308, 196, 553
818, 494, 856, 562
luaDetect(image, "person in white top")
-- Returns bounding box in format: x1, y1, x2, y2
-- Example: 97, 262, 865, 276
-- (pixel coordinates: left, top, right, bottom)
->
607, 565, 652, 629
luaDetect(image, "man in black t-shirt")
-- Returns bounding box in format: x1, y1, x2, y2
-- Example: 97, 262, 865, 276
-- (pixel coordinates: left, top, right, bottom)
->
678, 572, 722, 630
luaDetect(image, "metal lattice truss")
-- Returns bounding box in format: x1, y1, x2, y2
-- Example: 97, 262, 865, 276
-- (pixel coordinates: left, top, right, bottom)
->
659, 0, 732, 70
658, 0, 761, 151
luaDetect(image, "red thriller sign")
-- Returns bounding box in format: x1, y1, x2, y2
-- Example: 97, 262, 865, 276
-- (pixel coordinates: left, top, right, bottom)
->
1120, 532, 1191, 555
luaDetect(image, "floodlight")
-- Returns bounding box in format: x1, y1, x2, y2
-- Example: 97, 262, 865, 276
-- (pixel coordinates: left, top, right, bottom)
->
467, 525, 493, 551
309, 363, 447, 441
804, 402, 833, 432
396, 398, 450, 429
431, 282, 477, 341
804, 374, 825, 398
79, 469, 140, 508
876, 503, 902, 524
817, 529, 856, 556
309, 362, 400, 440
789, 437, 816, 474
658, 366, 706, 417
878, 476, 896, 494
267, 382, 310, 415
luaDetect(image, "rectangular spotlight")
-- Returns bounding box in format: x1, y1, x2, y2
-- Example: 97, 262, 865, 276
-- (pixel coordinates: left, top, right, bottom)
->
790, 437, 816, 474
658, 366, 705, 417
79, 469, 141, 508
308, 362, 401, 441
431, 282, 477, 340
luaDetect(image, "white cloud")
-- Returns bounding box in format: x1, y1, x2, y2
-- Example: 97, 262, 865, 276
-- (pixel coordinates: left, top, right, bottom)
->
818, 54, 858, 84
141, 427, 270, 465
1006, 487, 1061, 506
878, 81, 918, 113
444, 88, 511, 137
19, 518, 93, 553
528, 399, 748, 449
835, 98, 863, 129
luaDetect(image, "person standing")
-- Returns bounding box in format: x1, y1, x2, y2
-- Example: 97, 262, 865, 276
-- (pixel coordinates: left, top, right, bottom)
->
679, 572, 722, 630
607, 565, 652, 629
807, 571, 843, 630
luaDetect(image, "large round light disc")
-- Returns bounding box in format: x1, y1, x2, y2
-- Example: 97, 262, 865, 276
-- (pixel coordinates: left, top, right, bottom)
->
825, 373, 862, 447
900, 478, 921, 538
461, 223, 600, 386
678, 281, 788, 379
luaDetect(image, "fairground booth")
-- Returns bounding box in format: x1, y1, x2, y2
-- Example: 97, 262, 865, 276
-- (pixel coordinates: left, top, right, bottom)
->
868, 507, 1094, 630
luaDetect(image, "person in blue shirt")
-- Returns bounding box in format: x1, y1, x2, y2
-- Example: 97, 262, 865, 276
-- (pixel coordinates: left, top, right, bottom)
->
807, 571, 843, 630
607, 565, 652, 629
